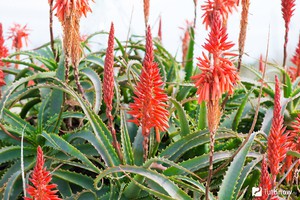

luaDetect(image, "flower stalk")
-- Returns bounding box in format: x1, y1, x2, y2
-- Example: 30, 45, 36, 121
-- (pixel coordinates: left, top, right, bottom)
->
192, 10, 239, 199
128, 26, 169, 160
237, 0, 250, 72
53, 0, 93, 96
103, 22, 123, 162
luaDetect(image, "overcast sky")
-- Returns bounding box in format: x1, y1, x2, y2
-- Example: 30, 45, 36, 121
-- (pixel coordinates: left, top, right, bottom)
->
0, 0, 300, 65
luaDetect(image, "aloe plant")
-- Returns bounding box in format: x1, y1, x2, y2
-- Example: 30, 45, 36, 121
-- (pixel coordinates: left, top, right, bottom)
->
0, 1, 299, 199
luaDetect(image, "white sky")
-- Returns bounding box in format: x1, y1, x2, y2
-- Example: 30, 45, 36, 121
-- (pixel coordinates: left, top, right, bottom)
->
0, 0, 300, 65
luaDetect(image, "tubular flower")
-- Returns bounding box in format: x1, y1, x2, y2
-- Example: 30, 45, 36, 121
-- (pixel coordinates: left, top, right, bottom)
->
0, 23, 9, 67
143, 0, 150, 26
267, 76, 288, 184
25, 146, 61, 200
8, 24, 29, 50
180, 21, 192, 66
128, 26, 169, 141
282, 115, 300, 184
53, 0, 93, 22
192, 12, 239, 103
255, 156, 272, 200
201, 0, 238, 29
289, 35, 300, 80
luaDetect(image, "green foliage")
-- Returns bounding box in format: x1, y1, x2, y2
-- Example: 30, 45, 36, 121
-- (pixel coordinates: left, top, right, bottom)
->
0, 23, 298, 200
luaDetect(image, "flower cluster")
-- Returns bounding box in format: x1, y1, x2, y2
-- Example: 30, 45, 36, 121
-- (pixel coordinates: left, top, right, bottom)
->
256, 156, 272, 200
267, 76, 288, 183
0, 23, 9, 67
192, 12, 238, 103
282, 115, 300, 183
281, 0, 296, 29
25, 146, 61, 200
201, 0, 238, 29
53, 0, 93, 22
143, 0, 150, 26
128, 26, 169, 141
8, 24, 29, 50
180, 21, 193, 66
103, 23, 115, 118
289, 36, 300, 80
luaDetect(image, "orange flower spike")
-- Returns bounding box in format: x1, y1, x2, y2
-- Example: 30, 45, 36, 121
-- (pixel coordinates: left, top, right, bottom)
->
267, 76, 288, 184
53, 0, 93, 22
0, 23, 9, 67
282, 0, 296, 29
282, 115, 300, 183
144, 26, 154, 65
192, 12, 238, 103
201, 0, 238, 29
25, 146, 61, 200
103, 23, 115, 116
281, 0, 296, 69
8, 24, 29, 50
255, 156, 272, 200
291, 35, 300, 78
128, 26, 169, 140
158, 16, 162, 42
143, 0, 150, 26
180, 21, 192, 65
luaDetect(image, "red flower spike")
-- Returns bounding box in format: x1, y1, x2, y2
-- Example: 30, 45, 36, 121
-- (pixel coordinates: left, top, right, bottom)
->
53, 0, 93, 22
128, 27, 169, 140
289, 35, 300, 80
282, 115, 300, 184
25, 146, 61, 200
180, 21, 193, 65
267, 76, 288, 184
143, 0, 150, 26
103, 23, 115, 115
158, 16, 162, 42
192, 12, 239, 103
201, 0, 238, 29
8, 24, 29, 50
0, 23, 9, 67
255, 156, 272, 200
282, 0, 296, 30
144, 26, 154, 65
259, 54, 264, 73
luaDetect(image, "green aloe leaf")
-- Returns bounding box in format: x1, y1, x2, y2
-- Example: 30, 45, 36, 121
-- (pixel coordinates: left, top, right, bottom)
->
184, 27, 195, 81
232, 157, 262, 200
170, 98, 190, 136
172, 176, 215, 200
42, 132, 100, 173
94, 165, 192, 200
232, 89, 253, 131
163, 151, 233, 176
218, 132, 257, 200
120, 110, 134, 165
80, 67, 102, 113
0, 146, 35, 165
52, 169, 94, 190
160, 129, 236, 161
